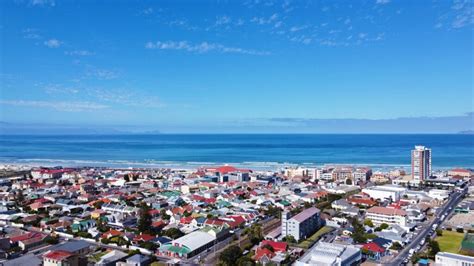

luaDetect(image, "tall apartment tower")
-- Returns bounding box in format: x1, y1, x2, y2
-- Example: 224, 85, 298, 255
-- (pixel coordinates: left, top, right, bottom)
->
411, 145, 431, 182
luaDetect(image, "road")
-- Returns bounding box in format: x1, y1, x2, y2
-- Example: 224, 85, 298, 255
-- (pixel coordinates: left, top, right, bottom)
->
187, 217, 280, 265
385, 189, 466, 266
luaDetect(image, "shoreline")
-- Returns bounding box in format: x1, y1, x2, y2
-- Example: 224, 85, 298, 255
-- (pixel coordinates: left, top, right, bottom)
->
0, 158, 471, 171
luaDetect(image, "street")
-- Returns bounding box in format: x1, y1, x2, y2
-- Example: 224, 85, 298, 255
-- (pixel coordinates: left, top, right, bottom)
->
384, 189, 466, 266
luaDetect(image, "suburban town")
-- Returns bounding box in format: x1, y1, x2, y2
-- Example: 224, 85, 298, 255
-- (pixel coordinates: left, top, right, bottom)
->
0, 145, 472, 266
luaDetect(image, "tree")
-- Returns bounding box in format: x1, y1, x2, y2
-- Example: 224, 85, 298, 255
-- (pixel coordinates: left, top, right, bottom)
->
124, 174, 130, 182
248, 224, 263, 245
428, 240, 440, 257
364, 219, 374, 227
436, 229, 443, 236
138, 204, 152, 233
43, 235, 59, 245
389, 242, 403, 251
346, 179, 353, 185
379, 223, 389, 230
283, 235, 296, 243
163, 228, 184, 239
139, 242, 159, 251
160, 209, 170, 220
219, 245, 242, 266
236, 256, 255, 266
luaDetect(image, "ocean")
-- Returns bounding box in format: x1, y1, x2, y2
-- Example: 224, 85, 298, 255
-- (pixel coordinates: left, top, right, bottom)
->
0, 134, 473, 169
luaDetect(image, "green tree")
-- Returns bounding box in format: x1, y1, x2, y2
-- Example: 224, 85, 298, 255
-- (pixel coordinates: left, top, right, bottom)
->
389, 242, 403, 251
436, 229, 443, 236
219, 245, 242, 266
236, 256, 255, 266
428, 240, 441, 257
138, 204, 152, 233
379, 223, 389, 230
163, 228, 184, 239
364, 219, 374, 227
283, 235, 296, 243
248, 224, 263, 245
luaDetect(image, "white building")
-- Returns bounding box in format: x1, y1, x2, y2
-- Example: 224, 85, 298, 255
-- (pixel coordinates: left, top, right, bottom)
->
295, 242, 361, 266
412, 145, 431, 182
428, 189, 450, 200
362, 185, 407, 202
281, 207, 321, 241
435, 252, 474, 266
366, 206, 407, 227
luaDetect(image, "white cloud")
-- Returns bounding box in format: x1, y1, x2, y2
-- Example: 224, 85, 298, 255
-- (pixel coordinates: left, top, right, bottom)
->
145, 41, 270, 55
29, 0, 55, 7
44, 39, 61, 48
215, 16, 231, 25
89, 89, 165, 108
251, 13, 279, 25
142, 7, 153, 15
86, 68, 119, 80
375, 0, 390, 4
23, 28, 41, 39
0, 100, 108, 112
65, 50, 94, 56
289, 25, 307, 32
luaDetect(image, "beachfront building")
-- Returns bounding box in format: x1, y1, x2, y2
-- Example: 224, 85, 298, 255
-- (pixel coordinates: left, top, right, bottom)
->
366, 206, 407, 227
281, 207, 321, 242
159, 231, 216, 259
411, 145, 431, 182
435, 252, 474, 266
294, 242, 361, 266
362, 185, 407, 202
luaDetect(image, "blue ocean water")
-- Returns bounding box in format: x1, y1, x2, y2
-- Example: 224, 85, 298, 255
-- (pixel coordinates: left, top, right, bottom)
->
0, 134, 473, 169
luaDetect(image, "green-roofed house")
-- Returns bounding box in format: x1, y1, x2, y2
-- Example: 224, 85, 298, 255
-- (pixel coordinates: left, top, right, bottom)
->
160, 191, 181, 198
158, 231, 216, 258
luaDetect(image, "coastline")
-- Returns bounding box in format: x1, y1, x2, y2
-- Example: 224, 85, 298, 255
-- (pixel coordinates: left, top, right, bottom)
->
0, 158, 470, 171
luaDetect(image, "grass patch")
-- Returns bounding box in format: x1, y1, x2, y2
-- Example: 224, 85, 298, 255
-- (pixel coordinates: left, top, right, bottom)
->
436, 230, 465, 254
298, 226, 333, 249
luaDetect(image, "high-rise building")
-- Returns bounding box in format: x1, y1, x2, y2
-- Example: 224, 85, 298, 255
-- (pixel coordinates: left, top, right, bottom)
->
411, 145, 431, 182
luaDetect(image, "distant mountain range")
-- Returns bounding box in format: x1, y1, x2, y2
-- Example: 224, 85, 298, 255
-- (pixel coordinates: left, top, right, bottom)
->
458, 130, 474, 134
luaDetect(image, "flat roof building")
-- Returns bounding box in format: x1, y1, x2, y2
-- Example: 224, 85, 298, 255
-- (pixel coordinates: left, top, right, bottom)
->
295, 242, 361, 266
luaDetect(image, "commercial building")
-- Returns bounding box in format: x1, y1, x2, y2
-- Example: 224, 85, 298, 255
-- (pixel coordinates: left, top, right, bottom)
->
435, 252, 474, 266
362, 185, 406, 202
159, 230, 216, 258
295, 242, 361, 266
411, 145, 431, 182
366, 206, 407, 227
281, 207, 321, 242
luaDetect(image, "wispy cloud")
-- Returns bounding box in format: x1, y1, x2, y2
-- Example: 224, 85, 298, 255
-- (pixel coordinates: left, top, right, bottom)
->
44, 39, 61, 48
89, 88, 165, 108
23, 28, 42, 39
0, 100, 108, 112
29, 0, 55, 7
251, 13, 279, 25
85, 67, 119, 80
145, 41, 270, 55
64, 50, 94, 56
375, 0, 391, 5
141, 7, 154, 15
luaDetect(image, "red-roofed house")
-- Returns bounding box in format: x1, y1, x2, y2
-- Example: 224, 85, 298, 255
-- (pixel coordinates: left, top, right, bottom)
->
43, 250, 78, 266
362, 242, 387, 261
261, 240, 288, 253
253, 247, 276, 264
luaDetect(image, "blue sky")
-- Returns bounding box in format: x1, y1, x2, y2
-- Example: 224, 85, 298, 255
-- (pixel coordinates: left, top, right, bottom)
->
0, 0, 473, 133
